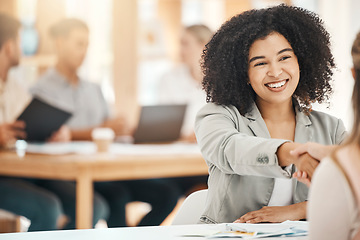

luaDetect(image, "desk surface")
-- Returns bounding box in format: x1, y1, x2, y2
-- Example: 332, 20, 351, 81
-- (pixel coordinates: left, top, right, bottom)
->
0, 142, 208, 229
0, 142, 208, 181
0, 224, 308, 240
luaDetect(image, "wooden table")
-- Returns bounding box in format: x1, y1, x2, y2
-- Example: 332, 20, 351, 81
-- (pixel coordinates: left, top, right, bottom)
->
0, 142, 208, 229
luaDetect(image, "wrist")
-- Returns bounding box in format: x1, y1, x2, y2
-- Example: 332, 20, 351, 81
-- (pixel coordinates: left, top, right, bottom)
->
277, 142, 302, 166
292, 201, 307, 220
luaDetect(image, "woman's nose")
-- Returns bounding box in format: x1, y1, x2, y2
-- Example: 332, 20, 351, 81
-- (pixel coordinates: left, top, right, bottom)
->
267, 64, 283, 78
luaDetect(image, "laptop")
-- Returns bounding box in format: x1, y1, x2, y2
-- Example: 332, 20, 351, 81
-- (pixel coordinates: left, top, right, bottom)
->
132, 104, 187, 144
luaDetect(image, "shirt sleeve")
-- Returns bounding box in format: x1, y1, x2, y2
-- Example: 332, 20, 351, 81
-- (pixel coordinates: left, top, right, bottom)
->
195, 103, 291, 178
335, 118, 347, 144
95, 84, 110, 121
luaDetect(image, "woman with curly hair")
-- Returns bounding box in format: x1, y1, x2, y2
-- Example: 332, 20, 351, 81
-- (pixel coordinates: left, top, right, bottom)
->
195, 4, 346, 224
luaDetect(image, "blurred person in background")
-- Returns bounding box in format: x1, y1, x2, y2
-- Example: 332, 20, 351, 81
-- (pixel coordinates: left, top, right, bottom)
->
31, 18, 179, 228
158, 24, 213, 142
0, 12, 63, 231
31, 19, 127, 141
157, 24, 213, 197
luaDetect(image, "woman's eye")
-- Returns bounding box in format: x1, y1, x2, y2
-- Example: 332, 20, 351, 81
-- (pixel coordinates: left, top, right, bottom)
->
254, 62, 266, 67
280, 56, 291, 61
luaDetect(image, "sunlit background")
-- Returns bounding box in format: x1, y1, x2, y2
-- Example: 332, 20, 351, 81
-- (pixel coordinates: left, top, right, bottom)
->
1, 0, 359, 129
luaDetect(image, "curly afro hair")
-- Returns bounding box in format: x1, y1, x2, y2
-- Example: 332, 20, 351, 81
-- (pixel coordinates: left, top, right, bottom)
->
202, 4, 335, 115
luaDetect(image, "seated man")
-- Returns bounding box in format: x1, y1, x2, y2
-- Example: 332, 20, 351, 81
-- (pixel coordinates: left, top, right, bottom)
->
31, 18, 179, 228
0, 13, 63, 231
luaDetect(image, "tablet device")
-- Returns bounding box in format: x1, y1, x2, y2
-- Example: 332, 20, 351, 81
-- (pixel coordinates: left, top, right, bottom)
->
133, 104, 187, 144
17, 97, 72, 142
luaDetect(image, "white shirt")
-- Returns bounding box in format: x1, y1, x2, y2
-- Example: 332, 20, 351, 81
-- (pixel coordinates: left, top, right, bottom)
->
158, 65, 206, 136
267, 165, 294, 206
0, 77, 31, 123
30, 68, 109, 129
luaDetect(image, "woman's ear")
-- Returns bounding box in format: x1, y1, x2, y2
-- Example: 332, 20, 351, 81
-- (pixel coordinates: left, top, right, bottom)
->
351, 67, 356, 80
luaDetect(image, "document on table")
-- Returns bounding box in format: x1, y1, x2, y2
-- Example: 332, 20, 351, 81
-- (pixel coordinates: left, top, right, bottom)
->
26, 141, 96, 155
182, 221, 308, 239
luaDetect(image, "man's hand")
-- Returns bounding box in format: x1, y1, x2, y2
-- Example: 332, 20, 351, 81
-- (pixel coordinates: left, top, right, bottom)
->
0, 121, 26, 147
233, 202, 307, 224
102, 117, 132, 136
180, 132, 197, 143
48, 125, 71, 142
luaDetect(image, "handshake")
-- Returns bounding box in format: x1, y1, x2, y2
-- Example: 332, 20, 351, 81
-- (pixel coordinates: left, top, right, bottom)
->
280, 142, 337, 187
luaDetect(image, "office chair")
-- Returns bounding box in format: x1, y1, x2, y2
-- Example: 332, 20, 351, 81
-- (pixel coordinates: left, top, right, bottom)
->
171, 189, 208, 225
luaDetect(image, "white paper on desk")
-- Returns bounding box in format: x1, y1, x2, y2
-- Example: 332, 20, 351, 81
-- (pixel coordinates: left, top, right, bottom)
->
206, 221, 308, 239
26, 142, 96, 155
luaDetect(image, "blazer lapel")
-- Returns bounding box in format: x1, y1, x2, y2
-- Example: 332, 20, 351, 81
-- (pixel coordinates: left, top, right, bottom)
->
245, 104, 271, 138
244, 101, 312, 141
294, 106, 313, 143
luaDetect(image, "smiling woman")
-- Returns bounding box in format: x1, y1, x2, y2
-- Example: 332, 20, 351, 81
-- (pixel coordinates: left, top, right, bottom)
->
195, 4, 346, 225
248, 33, 300, 107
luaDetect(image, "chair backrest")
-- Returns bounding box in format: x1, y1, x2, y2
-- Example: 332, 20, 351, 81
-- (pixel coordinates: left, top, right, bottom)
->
172, 189, 208, 225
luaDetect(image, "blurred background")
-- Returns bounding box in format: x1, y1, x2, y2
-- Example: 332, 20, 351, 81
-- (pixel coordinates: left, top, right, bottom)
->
1, 0, 359, 129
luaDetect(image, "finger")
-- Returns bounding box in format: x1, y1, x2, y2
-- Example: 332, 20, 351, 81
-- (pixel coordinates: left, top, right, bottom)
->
233, 218, 242, 223
14, 129, 27, 139
307, 160, 319, 179
293, 171, 303, 179
245, 216, 265, 224
238, 212, 257, 223
12, 120, 26, 129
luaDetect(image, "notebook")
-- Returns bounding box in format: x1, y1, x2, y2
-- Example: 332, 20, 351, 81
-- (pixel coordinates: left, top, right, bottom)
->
17, 97, 72, 142
133, 104, 187, 144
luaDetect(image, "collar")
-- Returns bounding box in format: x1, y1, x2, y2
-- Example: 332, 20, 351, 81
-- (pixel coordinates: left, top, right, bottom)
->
50, 67, 83, 88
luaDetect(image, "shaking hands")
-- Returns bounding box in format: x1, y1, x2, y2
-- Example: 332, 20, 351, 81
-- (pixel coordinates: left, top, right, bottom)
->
290, 142, 337, 187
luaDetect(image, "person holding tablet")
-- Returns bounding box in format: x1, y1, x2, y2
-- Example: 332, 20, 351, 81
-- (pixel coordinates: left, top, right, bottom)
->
195, 4, 346, 224
157, 24, 213, 197
0, 13, 63, 231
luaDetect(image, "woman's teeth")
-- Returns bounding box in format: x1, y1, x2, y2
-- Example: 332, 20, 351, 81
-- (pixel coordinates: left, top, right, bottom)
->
266, 80, 286, 88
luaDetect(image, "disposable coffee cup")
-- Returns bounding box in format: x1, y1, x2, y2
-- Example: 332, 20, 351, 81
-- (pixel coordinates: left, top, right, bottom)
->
91, 128, 115, 152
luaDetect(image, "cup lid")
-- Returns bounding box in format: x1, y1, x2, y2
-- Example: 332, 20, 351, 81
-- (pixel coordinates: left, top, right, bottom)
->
91, 128, 115, 140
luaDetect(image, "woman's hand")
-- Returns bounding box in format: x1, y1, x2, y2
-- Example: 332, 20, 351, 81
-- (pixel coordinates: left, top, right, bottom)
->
233, 202, 306, 224
293, 171, 311, 187
290, 142, 336, 184
292, 152, 319, 180
290, 142, 336, 161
